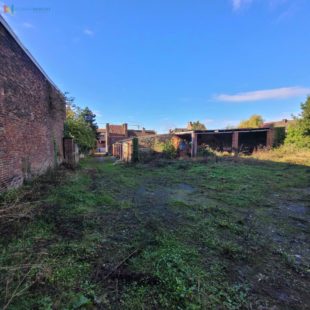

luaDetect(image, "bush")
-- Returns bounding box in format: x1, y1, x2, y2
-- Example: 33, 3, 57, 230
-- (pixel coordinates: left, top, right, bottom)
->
198, 144, 216, 157
64, 117, 96, 152
64, 97, 98, 153
285, 96, 310, 148
162, 141, 177, 159
285, 122, 310, 148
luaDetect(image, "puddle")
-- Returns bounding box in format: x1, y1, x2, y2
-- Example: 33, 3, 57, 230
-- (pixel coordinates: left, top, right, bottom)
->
285, 204, 308, 215
177, 183, 195, 192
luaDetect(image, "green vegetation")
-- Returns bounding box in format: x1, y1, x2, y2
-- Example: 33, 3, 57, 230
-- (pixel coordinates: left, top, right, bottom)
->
249, 96, 310, 166
273, 127, 286, 146
0, 157, 309, 309
153, 140, 177, 159
162, 140, 177, 159
251, 144, 310, 166
238, 114, 264, 128
189, 121, 207, 130
64, 94, 98, 152
285, 96, 310, 148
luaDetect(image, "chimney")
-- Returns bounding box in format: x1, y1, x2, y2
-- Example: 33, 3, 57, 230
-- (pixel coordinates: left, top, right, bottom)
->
123, 123, 128, 137
142, 127, 145, 135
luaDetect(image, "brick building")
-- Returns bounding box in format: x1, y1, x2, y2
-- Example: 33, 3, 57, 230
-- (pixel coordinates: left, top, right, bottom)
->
96, 123, 156, 153
0, 16, 66, 191
261, 119, 295, 129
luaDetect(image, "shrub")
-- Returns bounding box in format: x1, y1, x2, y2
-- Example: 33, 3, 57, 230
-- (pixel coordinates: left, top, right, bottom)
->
162, 141, 177, 159
285, 122, 310, 148
64, 96, 98, 153
198, 144, 216, 157
285, 96, 310, 148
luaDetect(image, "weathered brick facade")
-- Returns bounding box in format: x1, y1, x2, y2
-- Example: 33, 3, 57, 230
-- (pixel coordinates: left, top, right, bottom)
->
0, 18, 66, 191
96, 123, 156, 154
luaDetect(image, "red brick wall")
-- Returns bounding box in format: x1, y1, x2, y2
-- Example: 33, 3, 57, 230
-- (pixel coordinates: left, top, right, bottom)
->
0, 23, 66, 191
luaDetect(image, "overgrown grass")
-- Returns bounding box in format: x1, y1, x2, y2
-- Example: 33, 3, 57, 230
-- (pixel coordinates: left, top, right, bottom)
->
249, 144, 310, 166
0, 157, 309, 309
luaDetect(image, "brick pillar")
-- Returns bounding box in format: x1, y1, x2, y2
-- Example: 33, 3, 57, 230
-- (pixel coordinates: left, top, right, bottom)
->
266, 128, 274, 148
191, 132, 198, 157
232, 132, 239, 153
106, 123, 110, 154
120, 144, 123, 160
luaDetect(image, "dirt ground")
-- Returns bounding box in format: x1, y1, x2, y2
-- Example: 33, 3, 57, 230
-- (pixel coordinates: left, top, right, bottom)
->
0, 156, 309, 309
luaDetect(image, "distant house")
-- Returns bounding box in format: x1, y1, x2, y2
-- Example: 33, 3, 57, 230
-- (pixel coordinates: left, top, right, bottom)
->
96, 123, 156, 153
261, 119, 295, 129
0, 16, 66, 191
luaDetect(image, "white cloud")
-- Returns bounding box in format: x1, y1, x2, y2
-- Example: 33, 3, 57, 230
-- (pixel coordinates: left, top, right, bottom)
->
215, 86, 310, 102
231, 0, 253, 10
22, 22, 34, 29
83, 28, 94, 36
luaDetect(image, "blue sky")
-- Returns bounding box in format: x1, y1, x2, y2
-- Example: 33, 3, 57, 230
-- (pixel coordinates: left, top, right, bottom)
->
1, 0, 310, 132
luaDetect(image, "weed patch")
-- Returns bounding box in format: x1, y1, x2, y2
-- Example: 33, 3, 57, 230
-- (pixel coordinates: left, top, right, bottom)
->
0, 157, 309, 308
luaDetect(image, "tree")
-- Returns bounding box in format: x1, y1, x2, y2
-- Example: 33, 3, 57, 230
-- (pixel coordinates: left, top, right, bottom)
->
285, 96, 310, 148
238, 114, 264, 128
80, 107, 99, 139
188, 121, 207, 130
64, 95, 97, 152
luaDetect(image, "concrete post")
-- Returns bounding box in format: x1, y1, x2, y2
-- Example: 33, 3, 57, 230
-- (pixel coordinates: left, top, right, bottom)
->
232, 131, 239, 154
191, 132, 198, 157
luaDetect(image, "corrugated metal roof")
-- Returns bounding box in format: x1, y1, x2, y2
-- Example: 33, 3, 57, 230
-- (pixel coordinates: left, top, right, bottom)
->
174, 128, 272, 135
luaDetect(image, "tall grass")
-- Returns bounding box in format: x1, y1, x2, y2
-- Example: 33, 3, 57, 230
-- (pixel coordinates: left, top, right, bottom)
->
250, 145, 310, 166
